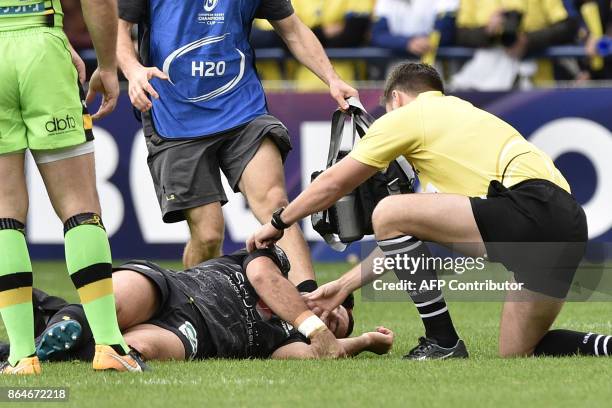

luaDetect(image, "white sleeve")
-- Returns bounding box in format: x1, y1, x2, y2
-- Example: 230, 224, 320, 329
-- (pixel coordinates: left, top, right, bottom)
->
374, 0, 394, 19
436, 0, 459, 13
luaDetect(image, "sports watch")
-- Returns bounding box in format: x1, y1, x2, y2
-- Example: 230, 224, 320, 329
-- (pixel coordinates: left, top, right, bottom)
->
271, 207, 291, 230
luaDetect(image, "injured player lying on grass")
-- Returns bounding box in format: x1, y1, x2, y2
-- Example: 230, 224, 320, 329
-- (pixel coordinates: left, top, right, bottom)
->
0, 247, 393, 363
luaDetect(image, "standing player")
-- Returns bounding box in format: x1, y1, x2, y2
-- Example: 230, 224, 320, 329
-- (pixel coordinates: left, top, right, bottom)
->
116, 0, 359, 285
0, 0, 145, 374
249, 63, 598, 360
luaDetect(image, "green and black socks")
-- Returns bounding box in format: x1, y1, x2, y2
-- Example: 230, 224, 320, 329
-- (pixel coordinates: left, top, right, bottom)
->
64, 213, 129, 355
0, 219, 35, 366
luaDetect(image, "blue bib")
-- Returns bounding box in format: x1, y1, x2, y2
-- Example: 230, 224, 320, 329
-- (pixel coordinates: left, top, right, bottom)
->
148, 0, 267, 138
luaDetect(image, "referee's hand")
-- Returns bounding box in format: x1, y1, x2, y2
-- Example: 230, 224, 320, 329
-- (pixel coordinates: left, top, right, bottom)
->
125, 66, 169, 113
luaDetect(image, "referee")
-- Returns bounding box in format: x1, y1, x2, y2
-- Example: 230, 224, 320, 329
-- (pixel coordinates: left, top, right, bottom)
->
248, 63, 604, 360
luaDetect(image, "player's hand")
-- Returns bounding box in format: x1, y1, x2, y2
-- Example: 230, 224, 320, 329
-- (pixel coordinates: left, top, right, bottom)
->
304, 280, 348, 320
328, 77, 358, 110
69, 45, 86, 85
125, 65, 168, 113
364, 327, 394, 355
246, 223, 284, 252
407, 36, 431, 56
309, 328, 347, 359
86, 68, 120, 120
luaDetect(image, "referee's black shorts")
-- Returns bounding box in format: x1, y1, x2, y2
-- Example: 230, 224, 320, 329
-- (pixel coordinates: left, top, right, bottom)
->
470, 179, 588, 298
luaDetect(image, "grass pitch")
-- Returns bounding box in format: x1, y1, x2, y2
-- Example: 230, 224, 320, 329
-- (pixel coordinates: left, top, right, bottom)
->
1, 261, 611, 408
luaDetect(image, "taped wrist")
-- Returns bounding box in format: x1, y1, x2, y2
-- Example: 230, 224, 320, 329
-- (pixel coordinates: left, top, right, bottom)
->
295, 311, 326, 338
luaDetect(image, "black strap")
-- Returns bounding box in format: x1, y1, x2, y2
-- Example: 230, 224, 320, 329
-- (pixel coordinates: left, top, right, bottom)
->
326, 99, 374, 168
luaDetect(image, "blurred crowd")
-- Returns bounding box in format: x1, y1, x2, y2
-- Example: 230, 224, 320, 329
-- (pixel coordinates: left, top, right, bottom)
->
64, 0, 612, 90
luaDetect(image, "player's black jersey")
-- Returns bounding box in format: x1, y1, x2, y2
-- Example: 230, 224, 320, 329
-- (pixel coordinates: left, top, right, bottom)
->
119, 249, 304, 359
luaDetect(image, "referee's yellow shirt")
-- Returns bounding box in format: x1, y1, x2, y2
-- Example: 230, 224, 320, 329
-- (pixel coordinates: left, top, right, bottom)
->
350, 91, 570, 196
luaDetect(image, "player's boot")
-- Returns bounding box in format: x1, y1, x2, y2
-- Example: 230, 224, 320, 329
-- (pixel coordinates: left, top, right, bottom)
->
36, 319, 82, 361
404, 337, 469, 360
92, 345, 148, 372
0, 356, 41, 375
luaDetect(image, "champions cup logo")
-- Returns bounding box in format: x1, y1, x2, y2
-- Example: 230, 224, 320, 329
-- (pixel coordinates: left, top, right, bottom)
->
203, 0, 219, 12
45, 115, 76, 133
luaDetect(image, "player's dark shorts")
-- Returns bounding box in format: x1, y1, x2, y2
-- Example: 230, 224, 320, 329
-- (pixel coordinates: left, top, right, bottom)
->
113, 261, 215, 360
145, 114, 293, 223
114, 248, 305, 360
470, 179, 588, 298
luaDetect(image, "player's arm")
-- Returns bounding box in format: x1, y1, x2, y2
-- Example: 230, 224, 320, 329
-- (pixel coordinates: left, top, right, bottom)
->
305, 247, 384, 317
80, 0, 120, 119
245, 255, 345, 359
271, 327, 394, 359
116, 1, 168, 112
270, 14, 358, 110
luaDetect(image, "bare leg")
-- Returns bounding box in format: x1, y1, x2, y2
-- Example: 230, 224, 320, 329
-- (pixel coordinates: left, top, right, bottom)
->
499, 286, 564, 357
112, 270, 160, 330
123, 324, 185, 361
0, 153, 28, 221
372, 193, 486, 256
183, 202, 225, 268
239, 138, 315, 284
37, 153, 129, 353
36, 153, 100, 221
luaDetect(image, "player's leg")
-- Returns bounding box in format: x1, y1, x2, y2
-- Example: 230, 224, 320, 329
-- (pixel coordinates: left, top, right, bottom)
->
370, 193, 479, 358
183, 202, 225, 267
35, 270, 160, 362
122, 324, 185, 361
36, 154, 143, 370
238, 138, 316, 285
112, 270, 161, 329
144, 133, 228, 268
0, 31, 40, 374
0, 153, 39, 374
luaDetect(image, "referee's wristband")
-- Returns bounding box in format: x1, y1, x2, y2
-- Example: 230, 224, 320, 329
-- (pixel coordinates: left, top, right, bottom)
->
271, 207, 291, 230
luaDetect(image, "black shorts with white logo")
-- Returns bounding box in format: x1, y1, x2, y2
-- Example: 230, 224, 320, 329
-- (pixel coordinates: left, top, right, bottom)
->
145, 114, 292, 223
113, 261, 215, 360
115, 249, 306, 360
470, 179, 588, 298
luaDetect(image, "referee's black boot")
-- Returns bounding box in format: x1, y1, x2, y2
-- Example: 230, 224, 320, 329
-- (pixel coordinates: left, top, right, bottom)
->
404, 337, 469, 360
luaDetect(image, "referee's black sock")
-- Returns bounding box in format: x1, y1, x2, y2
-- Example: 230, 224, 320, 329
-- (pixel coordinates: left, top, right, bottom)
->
377, 235, 459, 348
534, 329, 612, 357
